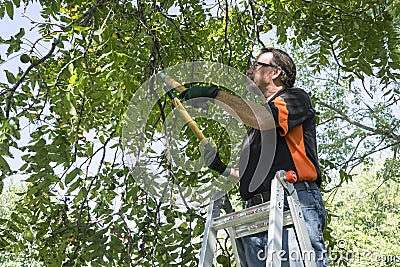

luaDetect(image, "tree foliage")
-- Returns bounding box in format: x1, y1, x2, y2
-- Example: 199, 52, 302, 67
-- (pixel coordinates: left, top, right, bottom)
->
328, 161, 400, 267
0, 183, 42, 266
0, 0, 399, 266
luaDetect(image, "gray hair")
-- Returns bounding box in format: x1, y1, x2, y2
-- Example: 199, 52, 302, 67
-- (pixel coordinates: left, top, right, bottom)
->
260, 47, 296, 88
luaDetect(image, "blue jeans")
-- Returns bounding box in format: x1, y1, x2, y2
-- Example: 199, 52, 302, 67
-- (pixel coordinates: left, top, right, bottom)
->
240, 190, 328, 267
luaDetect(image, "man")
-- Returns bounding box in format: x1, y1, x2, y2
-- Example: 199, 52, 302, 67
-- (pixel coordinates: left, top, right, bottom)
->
180, 47, 328, 266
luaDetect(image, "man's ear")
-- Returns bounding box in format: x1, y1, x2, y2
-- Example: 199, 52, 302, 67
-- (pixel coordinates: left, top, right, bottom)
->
272, 67, 283, 80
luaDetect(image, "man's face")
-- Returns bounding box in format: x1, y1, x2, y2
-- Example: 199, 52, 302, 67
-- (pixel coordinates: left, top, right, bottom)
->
247, 52, 277, 95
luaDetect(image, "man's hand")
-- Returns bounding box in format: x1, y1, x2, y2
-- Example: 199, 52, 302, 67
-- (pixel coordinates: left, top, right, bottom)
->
203, 143, 231, 177
179, 85, 219, 101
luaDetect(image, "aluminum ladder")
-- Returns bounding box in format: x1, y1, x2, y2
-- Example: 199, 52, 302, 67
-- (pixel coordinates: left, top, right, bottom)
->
198, 170, 318, 267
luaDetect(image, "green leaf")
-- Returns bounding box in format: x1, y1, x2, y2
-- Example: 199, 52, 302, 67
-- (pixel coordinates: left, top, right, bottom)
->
24, 176, 37, 183
85, 142, 94, 156
11, 212, 28, 226
15, 27, 24, 39
65, 168, 82, 185
5, 1, 13, 19
75, 187, 88, 203
358, 57, 373, 76
5, 70, 16, 84
73, 25, 90, 31
0, 155, 11, 173
68, 178, 82, 193
12, 0, 20, 8
0, 6, 5, 19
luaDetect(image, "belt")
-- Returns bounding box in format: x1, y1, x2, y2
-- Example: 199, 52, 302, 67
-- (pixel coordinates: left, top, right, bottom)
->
246, 181, 319, 207
294, 181, 319, 192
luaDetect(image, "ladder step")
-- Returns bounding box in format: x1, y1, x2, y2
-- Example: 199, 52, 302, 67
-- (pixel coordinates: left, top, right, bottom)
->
212, 202, 271, 230
212, 201, 294, 238
235, 211, 293, 238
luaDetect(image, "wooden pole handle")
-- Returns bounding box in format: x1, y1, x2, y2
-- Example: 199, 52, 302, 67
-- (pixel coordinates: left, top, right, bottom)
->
159, 72, 208, 145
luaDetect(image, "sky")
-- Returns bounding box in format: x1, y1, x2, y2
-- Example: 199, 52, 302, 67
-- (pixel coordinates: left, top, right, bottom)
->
0, 2, 44, 74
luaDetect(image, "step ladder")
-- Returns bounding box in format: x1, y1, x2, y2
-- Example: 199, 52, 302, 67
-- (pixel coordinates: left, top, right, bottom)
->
198, 170, 317, 267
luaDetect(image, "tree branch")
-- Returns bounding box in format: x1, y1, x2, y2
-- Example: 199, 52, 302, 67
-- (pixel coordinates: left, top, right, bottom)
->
223, 0, 233, 65
4, 40, 60, 119
317, 100, 400, 141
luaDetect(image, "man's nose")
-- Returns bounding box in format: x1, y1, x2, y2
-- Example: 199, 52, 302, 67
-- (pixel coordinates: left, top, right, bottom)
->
246, 68, 253, 76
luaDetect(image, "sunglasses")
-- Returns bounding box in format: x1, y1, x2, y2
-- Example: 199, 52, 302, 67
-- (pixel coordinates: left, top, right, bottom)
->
251, 61, 277, 70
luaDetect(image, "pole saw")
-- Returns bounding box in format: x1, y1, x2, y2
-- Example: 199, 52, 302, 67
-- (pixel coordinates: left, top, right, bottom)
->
158, 72, 208, 145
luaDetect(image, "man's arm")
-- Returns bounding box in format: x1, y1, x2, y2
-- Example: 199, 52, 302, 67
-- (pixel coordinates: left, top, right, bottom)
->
214, 90, 276, 131
179, 85, 276, 130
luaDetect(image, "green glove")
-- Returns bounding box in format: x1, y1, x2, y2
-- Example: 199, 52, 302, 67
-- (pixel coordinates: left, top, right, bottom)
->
179, 85, 219, 101
203, 143, 231, 177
